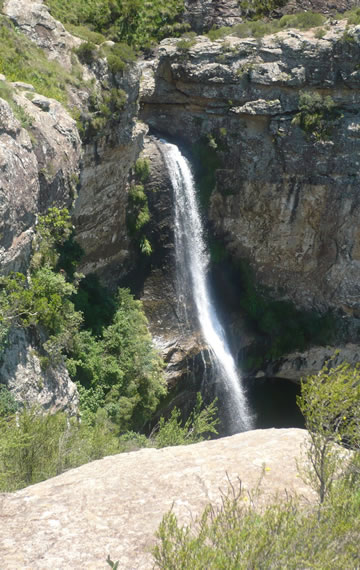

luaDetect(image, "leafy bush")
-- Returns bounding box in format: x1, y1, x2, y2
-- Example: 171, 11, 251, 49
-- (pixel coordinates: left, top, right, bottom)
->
206, 11, 326, 41
297, 359, 360, 503
337, 7, 360, 26
0, 394, 219, 492
279, 12, 325, 30
292, 91, 342, 140
68, 288, 166, 431
75, 41, 97, 65
153, 363, 360, 568
150, 394, 219, 448
72, 273, 116, 335
134, 158, 150, 183
127, 165, 153, 255
153, 476, 360, 569
0, 208, 83, 360
0, 386, 18, 417
45, 0, 187, 51
0, 407, 120, 491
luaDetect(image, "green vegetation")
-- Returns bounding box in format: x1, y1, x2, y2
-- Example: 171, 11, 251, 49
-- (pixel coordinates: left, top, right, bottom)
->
0, 205, 221, 492
297, 358, 360, 504
0, 395, 218, 492
337, 7, 360, 26
191, 137, 221, 209
0, 15, 82, 105
207, 11, 326, 41
150, 394, 218, 448
209, 252, 335, 369
0, 386, 18, 417
45, 0, 188, 51
0, 80, 33, 129
127, 158, 153, 255
292, 91, 342, 140
81, 86, 127, 139
0, 407, 120, 492
0, 208, 83, 362
153, 362, 360, 569
68, 288, 166, 431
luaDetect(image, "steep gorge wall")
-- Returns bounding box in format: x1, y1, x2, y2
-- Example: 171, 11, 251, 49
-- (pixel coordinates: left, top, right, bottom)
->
3, 0, 360, 407
141, 24, 360, 319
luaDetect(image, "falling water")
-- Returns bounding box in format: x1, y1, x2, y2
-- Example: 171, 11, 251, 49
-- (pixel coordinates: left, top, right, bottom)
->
161, 140, 253, 433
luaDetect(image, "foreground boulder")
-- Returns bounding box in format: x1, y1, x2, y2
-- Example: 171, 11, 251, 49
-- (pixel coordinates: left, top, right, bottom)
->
0, 428, 314, 569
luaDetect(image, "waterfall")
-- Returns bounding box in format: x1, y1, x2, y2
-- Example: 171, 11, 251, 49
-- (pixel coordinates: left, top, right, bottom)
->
161, 140, 253, 434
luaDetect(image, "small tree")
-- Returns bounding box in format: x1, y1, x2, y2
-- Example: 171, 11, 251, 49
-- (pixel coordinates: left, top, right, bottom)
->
297, 359, 360, 503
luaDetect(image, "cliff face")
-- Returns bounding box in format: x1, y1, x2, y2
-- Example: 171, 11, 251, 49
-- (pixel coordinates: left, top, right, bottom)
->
141, 23, 360, 318
3, 0, 360, 405
0, 26, 81, 411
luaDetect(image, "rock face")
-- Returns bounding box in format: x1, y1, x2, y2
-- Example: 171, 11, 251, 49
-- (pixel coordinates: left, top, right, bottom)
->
0, 428, 314, 569
0, 1, 82, 409
141, 23, 360, 320
0, 329, 78, 414
184, 0, 243, 32
0, 88, 80, 411
183, 0, 358, 33
265, 342, 360, 382
139, 137, 207, 399
4, 0, 80, 69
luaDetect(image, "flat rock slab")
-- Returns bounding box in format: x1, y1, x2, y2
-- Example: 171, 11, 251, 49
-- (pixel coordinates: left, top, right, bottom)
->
0, 428, 313, 569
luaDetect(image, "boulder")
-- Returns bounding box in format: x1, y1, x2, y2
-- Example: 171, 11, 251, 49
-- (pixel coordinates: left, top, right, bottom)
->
0, 428, 314, 569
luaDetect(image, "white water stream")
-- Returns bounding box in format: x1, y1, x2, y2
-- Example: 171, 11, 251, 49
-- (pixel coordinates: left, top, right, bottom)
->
161, 141, 253, 433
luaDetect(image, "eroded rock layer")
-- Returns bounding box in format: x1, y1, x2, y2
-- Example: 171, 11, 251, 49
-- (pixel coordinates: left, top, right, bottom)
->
142, 25, 360, 317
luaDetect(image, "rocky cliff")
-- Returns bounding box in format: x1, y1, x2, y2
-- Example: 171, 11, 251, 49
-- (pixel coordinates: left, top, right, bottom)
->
140, 19, 360, 381
2, 0, 360, 409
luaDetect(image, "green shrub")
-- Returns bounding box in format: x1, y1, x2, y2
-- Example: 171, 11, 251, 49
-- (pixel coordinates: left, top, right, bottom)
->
150, 394, 219, 448
292, 91, 342, 140
75, 41, 97, 65
68, 288, 166, 431
153, 477, 360, 569
101, 42, 136, 74
135, 158, 150, 182
0, 407, 120, 491
153, 362, 360, 568
0, 386, 18, 417
279, 12, 325, 30
65, 24, 106, 45
72, 273, 116, 336
337, 7, 360, 26
127, 166, 153, 255
297, 359, 360, 503
206, 11, 326, 41
45, 0, 187, 51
